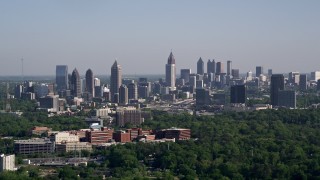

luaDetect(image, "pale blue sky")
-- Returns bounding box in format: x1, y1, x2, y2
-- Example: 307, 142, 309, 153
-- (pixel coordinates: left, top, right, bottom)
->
0, 0, 319, 76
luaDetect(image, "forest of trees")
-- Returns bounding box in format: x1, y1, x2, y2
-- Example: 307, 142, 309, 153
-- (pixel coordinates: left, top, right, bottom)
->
1, 108, 320, 179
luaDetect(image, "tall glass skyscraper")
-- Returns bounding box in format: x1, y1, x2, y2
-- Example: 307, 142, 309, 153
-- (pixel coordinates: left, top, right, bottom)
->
56, 65, 68, 91
85, 69, 94, 97
71, 68, 81, 98
110, 60, 122, 102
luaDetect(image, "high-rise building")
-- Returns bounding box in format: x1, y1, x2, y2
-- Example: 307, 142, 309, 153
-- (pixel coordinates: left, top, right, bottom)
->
216, 62, 224, 74
212, 59, 216, 74
256, 66, 263, 77
197, 57, 204, 75
278, 90, 296, 108
71, 68, 81, 98
119, 84, 128, 105
85, 69, 95, 98
110, 60, 122, 102
299, 74, 307, 91
227, 61, 232, 76
230, 85, 246, 103
271, 74, 284, 106
127, 83, 138, 100
311, 71, 320, 81
268, 69, 273, 77
56, 65, 68, 91
116, 107, 143, 127
94, 78, 101, 87
288, 72, 300, 84
196, 88, 211, 107
231, 69, 240, 79
165, 52, 176, 90
207, 59, 212, 74
180, 69, 191, 83
317, 80, 320, 91
246, 71, 253, 81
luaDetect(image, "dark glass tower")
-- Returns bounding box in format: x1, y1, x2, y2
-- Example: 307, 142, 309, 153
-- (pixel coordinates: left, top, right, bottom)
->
71, 68, 81, 98
56, 65, 68, 91
85, 69, 94, 98
110, 60, 122, 102
197, 57, 204, 75
270, 74, 284, 106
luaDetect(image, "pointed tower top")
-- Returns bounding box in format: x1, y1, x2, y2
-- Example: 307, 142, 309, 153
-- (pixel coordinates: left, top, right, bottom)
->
112, 60, 118, 67
198, 57, 203, 62
167, 51, 175, 64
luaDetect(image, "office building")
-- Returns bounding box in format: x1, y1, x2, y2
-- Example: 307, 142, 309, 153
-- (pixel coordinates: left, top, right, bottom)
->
256, 66, 263, 77
0, 154, 15, 172
196, 88, 211, 106
56, 142, 92, 153
86, 127, 114, 144
207, 59, 215, 74
119, 84, 128, 105
71, 68, 81, 98
156, 128, 191, 140
230, 85, 246, 104
317, 80, 320, 91
14, 84, 24, 99
212, 59, 216, 74
85, 69, 95, 98
311, 71, 320, 81
14, 138, 54, 154
39, 95, 59, 112
288, 72, 300, 84
138, 85, 148, 99
231, 69, 240, 79
113, 131, 131, 143
165, 52, 176, 90
246, 71, 253, 81
56, 65, 68, 91
270, 74, 285, 106
116, 107, 143, 127
197, 57, 204, 75
110, 60, 122, 103
216, 62, 224, 74
299, 74, 307, 91
49, 132, 79, 144
227, 60, 232, 76
278, 90, 296, 108
268, 69, 273, 77
127, 83, 138, 100
180, 69, 191, 83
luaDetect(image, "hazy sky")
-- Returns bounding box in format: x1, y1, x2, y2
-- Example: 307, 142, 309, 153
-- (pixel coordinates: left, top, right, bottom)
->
1, 0, 319, 76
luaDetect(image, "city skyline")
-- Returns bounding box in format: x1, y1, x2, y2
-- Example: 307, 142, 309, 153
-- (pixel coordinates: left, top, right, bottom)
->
1, 0, 320, 76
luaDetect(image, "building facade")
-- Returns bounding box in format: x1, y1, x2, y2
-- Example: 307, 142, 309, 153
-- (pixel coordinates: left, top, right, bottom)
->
56, 65, 68, 91
110, 61, 122, 103
165, 52, 176, 90
85, 69, 95, 98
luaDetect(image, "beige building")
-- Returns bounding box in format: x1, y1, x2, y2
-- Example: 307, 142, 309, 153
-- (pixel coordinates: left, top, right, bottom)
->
56, 142, 92, 153
50, 132, 79, 144
0, 154, 15, 172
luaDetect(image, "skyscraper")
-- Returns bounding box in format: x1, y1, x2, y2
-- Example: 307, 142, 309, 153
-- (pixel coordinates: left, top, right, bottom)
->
119, 84, 128, 105
231, 69, 240, 79
56, 65, 68, 91
299, 74, 307, 91
207, 60, 212, 74
227, 60, 232, 76
110, 60, 122, 102
165, 52, 176, 90
256, 66, 263, 77
197, 57, 204, 75
230, 85, 246, 103
127, 83, 138, 100
85, 69, 95, 98
212, 59, 216, 74
216, 62, 224, 74
71, 68, 81, 98
180, 69, 191, 83
270, 74, 284, 106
